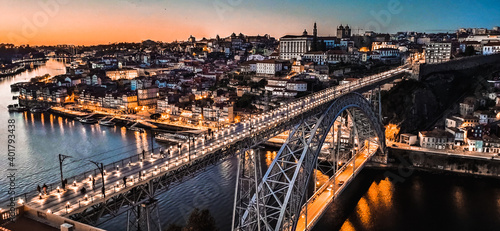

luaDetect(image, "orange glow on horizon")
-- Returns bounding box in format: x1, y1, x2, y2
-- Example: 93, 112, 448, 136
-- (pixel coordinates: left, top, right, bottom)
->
0, 1, 337, 46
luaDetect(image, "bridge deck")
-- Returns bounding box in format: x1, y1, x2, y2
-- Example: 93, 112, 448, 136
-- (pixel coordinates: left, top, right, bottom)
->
296, 142, 379, 231
4, 66, 409, 222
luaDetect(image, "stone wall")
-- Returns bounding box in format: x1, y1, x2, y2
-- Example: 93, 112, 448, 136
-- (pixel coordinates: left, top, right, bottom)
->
23, 205, 105, 231
419, 54, 500, 80
385, 148, 500, 178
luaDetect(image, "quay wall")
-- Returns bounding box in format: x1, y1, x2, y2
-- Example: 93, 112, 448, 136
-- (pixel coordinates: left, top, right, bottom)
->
23, 205, 105, 231
419, 54, 500, 80
373, 148, 500, 179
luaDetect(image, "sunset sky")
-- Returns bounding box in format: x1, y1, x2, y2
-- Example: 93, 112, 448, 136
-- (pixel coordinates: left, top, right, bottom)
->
1, 0, 499, 46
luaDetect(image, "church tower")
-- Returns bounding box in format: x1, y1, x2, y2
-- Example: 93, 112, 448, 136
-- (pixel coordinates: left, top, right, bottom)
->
313, 22, 318, 38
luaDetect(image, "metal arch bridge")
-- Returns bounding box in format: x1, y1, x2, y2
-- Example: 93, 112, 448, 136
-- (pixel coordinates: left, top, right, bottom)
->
232, 92, 385, 231
1, 66, 409, 231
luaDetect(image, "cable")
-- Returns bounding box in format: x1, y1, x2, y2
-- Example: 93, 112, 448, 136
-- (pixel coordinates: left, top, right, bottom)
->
14, 142, 148, 180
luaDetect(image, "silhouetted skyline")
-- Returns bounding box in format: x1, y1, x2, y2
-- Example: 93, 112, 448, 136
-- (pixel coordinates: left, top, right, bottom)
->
1, 0, 499, 45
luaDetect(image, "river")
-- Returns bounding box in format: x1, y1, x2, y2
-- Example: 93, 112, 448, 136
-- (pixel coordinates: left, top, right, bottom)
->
1, 59, 499, 231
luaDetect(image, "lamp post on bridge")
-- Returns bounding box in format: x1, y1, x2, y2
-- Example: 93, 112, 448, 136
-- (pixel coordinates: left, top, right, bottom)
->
59, 154, 72, 190
150, 129, 155, 154
188, 135, 195, 162
90, 161, 105, 198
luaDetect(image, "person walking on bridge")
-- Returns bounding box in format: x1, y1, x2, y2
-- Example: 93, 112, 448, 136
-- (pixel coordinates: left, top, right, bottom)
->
142, 149, 145, 160
123, 176, 127, 188
42, 184, 48, 195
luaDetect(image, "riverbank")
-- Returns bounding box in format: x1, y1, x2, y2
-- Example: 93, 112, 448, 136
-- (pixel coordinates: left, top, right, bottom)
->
48, 106, 200, 132
0, 65, 25, 78
364, 147, 500, 180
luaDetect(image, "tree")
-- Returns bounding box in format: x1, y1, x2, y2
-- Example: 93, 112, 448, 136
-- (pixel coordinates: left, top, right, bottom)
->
150, 113, 161, 121
165, 224, 183, 231
166, 208, 218, 231
464, 46, 475, 56
184, 208, 218, 231
236, 93, 256, 109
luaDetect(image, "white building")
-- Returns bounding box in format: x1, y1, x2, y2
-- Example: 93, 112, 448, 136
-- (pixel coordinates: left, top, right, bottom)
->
419, 129, 454, 149
286, 81, 307, 92
203, 105, 234, 123
303, 50, 356, 65
483, 42, 500, 55
460, 97, 476, 116
256, 59, 283, 75
371, 41, 398, 51
265, 79, 288, 92
464, 34, 500, 43
106, 68, 138, 80
372, 48, 400, 60
400, 133, 418, 145
279, 32, 314, 60
425, 42, 452, 64
302, 51, 327, 65
265, 79, 307, 98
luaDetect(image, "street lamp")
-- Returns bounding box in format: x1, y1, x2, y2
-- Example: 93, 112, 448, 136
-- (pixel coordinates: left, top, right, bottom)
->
89, 160, 105, 198
150, 129, 155, 154
59, 154, 72, 190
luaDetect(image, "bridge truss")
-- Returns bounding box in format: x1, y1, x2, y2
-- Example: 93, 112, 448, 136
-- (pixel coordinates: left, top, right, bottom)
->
232, 93, 386, 231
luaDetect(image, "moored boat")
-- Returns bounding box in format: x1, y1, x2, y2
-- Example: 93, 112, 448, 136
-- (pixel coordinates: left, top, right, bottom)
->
99, 120, 116, 127
30, 107, 49, 113
80, 118, 98, 124
7, 104, 27, 112
128, 126, 145, 133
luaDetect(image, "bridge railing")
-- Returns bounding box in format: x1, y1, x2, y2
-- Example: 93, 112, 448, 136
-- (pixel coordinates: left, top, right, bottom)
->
0, 147, 164, 210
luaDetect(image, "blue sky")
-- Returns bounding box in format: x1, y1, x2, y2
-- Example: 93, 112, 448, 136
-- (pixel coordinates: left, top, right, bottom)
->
1, 0, 499, 45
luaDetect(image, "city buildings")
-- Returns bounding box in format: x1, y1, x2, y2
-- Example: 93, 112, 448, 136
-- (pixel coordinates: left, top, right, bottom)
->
425, 42, 452, 64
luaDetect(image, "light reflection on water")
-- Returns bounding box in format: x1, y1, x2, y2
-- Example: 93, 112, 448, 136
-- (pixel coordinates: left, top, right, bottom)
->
330, 170, 500, 231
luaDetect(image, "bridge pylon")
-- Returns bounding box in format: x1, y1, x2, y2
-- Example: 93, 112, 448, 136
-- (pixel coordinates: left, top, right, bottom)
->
232, 93, 387, 231
126, 198, 161, 231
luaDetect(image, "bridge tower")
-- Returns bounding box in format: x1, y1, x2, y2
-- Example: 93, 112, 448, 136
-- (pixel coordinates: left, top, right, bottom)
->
126, 189, 161, 231
232, 147, 264, 231
232, 93, 386, 231
368, 86, 388, 164
368, 86, 383, 123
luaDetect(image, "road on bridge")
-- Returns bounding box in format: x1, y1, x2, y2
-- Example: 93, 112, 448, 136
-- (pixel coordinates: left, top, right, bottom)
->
296, 142, 379, 231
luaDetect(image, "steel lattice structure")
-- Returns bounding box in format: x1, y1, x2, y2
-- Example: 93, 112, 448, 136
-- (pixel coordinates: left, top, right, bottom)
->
68, 101, 322, 227
233, 92, 386, 231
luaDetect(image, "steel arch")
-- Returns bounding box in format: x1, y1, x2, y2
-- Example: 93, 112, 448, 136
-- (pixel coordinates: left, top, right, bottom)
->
236, 92, 385, 231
